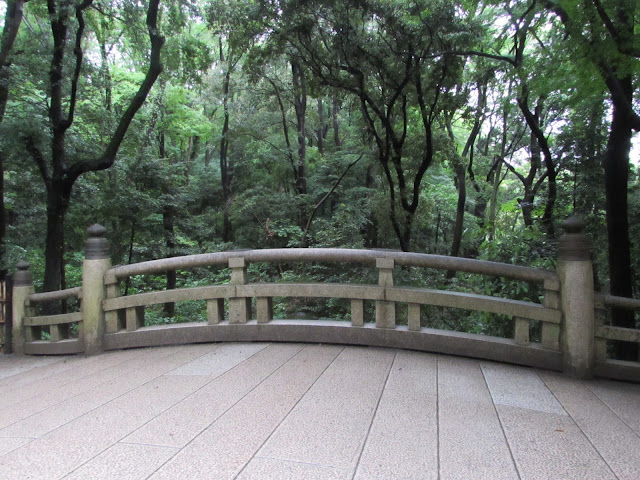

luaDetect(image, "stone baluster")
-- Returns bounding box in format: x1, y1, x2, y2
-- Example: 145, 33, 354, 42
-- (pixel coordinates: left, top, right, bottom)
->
375, 258, 396, 329
229, 257, 251, 323
541, 277, 561, 351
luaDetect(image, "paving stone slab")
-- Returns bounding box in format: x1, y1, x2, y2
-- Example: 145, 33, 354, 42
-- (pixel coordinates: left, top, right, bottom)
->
0, 355, 63, 380
64, 443, 179, 480
165, 342, 267, 376
353, 350, 438, 480
540, 372, 640, 480
0, 348, 149, 406
481, 362, 566, 415
0, 346, 183, 433
123, 343, 304, 447
236, 457, 350, 480
0, 345, 215, 479
256, 347, 395, 470
0, 438, 33, 457
0, 345, 214, 439
149, 344, 343, 480
438, 356, 519, 480
586, 379, 640, 436
497, 404, 617, 480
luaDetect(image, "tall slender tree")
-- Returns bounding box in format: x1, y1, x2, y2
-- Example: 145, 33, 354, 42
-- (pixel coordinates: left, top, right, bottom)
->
21, 0, 164, 293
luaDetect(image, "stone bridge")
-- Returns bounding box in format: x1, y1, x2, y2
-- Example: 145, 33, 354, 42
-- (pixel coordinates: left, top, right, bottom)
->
2, 217, 640, 478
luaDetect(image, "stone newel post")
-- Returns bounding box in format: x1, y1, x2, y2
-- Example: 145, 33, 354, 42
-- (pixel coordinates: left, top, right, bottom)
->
11, 261, 34, 355
82, 224, 112, 355
557, 216, 595, 378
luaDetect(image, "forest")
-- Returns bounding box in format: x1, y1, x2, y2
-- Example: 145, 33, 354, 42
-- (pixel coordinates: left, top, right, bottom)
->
0, 0, 638, 355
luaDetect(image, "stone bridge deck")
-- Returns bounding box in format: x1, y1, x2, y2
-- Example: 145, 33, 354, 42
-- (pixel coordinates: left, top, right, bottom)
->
0, 343, 639, 480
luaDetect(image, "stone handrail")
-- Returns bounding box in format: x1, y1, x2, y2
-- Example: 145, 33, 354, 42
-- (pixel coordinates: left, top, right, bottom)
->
596, 293, 640, 310
28, 287, 82, 303
106, 248, 556, 284
593, 293, 640, 371
18, 284, 84, 355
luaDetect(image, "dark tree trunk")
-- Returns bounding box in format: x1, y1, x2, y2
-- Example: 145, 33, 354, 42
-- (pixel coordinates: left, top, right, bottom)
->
42, 179, 72, 303
220, 67, 233, 242
0, 1, 28, 280
332, 94, 341, 149
159, 132, 176, 318
317, 98, 324, 155
517, 87, 556, 236
362, 164, 378, 248
163, 203, 176, 318
605, 100, 636, 359
451, 162, 466, 258
291, 58, 308, 233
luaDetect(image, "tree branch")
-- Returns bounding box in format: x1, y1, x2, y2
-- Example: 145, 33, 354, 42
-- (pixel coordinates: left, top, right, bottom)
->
67, 0, 165, 181
300, 153, 363, 246
23, 135, 50, 184
64, 0, 94, 130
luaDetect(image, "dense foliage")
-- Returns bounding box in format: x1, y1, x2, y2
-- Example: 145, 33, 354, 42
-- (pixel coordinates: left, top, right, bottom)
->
0, 1, 638, 352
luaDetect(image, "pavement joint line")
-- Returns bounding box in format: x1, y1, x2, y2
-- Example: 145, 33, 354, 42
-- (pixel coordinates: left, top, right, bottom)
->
479, 360, 522, 480
538, 373, 628, 480
139, 343, 305, 447
0, 348, 152, 407
122, 342, 266, 443
232, 344, 346, 480
0, 346, 185, 434
145, 343, 331, 479
4, 344, 219, 445
252, 455, 346, 469
349, 350, 396, 480
530, 368, 570, 417
115, 441, 180, 450
435, 354, 440, 480
55, 344, 225, 479
583, 380, 640, 439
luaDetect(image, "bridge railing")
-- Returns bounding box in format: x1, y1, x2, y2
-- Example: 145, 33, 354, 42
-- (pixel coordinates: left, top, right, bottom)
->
98, 249, 562, 370
594, 294, 640, 379
9, 217, 640, 381
11, 262, 84, 355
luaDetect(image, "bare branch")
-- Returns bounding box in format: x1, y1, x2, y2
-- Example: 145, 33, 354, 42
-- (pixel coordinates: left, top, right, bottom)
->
300, 153, 364, 246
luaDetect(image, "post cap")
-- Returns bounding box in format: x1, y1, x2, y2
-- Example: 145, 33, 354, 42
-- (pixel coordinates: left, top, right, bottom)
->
14, 261, 33, 286
558, 216, 591, 261
85, 223, 110, 259
562, 216, 585, 234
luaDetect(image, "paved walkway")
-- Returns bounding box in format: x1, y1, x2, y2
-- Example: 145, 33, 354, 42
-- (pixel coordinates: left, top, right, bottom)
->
0, 343, 639, 480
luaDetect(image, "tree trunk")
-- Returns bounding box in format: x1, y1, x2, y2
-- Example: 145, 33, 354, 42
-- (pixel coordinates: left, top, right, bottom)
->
451, 162, 466, 258
159, 132, 176, 318
43, 181, 71, 297
163, 203, 176, 318
220, 67, 233, 242
291, 58, 308, 233
487, 159, 502, 243
332, 93, 341, 149
605, 102, 636, 359
317, 97, 324, 155
0, 0, 28, 280
362, 164, 378, 248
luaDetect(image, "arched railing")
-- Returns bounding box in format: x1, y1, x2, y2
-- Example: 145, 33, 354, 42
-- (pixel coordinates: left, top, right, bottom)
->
10, 218, 640, 382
